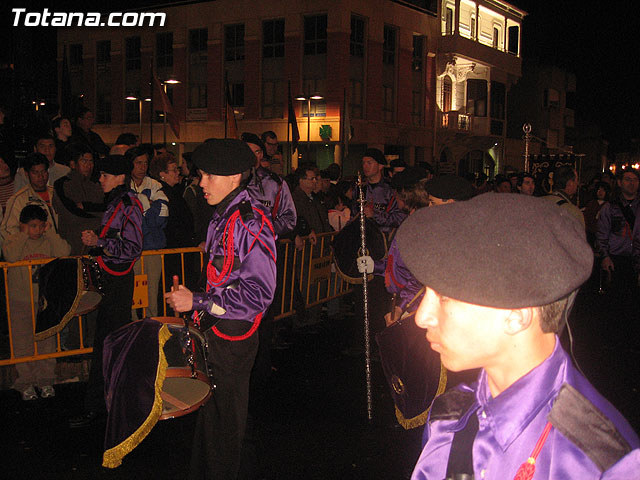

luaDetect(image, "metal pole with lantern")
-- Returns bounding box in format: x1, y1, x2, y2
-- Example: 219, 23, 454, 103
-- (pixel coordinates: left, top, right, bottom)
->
295, 91, 324, 161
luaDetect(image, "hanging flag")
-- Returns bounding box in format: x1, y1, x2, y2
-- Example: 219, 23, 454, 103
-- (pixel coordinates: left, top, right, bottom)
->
342, 87, 351, 161
288, 81, 300, 153
224, 74, 238, 139
60, 45, 73, 118
152, 72, 180, 139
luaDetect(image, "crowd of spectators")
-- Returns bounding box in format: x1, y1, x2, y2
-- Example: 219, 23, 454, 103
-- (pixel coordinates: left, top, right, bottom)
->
0, 104, 638, 401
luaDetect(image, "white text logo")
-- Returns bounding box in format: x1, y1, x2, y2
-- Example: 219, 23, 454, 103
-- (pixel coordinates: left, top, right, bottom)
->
12, 8, 166, 27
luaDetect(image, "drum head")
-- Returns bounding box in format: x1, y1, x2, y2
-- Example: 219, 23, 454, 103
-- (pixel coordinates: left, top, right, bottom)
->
160, 377, 211, 419
331, 215, 387, 284
76, 291, 103, 316
150, 317, 213, 420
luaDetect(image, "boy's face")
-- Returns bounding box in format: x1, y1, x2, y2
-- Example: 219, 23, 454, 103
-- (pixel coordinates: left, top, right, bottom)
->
23, 219, 47, 240
27, 164, 49, 192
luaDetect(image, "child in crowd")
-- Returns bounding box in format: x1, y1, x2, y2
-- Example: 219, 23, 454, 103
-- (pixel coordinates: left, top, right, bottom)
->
3, 204, 70, 400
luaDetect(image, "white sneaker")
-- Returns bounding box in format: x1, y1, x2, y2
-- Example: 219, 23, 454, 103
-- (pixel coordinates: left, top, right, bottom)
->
21, 386, 38, 401
39, 385, 55, 398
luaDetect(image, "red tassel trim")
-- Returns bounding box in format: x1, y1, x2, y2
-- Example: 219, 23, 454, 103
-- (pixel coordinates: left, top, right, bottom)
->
212, 313, 262, 341
512, 421, 553, 480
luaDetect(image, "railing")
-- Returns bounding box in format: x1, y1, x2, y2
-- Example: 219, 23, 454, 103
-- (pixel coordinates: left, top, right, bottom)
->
439, 111, 471, 131
0, 232, 351, 368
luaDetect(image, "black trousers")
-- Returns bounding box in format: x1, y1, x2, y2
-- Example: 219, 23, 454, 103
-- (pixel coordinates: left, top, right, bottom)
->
190, 319, 258, 480
347, 276, 390, 350
605, 255, 640, 342
84, 269, 134, 413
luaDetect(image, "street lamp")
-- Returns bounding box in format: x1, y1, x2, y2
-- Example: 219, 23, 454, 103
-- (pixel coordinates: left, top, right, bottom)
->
161, 77, 181, 145
126, 95, 151, 142
295, 92, 324, 158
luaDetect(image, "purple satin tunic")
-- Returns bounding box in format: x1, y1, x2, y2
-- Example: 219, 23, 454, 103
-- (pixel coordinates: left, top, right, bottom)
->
246, 166, 297, 237
96, 189, 143, 266
355, 179, 407, 233
412, 340, 640, 479
191, 190, 277, 323
596, 196, 640, 268
374, 237, 423, 312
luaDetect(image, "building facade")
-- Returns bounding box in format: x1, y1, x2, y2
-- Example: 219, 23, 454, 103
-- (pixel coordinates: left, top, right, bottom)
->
58, 0, 440, 175
434, 0, 525, 178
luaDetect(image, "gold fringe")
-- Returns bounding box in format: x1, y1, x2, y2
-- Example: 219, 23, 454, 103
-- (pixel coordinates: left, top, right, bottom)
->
34, 258, 85, 341
102, 323, 171, 468
395, 362, 448, 430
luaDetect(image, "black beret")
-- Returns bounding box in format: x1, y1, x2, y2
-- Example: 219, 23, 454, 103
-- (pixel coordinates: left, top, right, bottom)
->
364, 148, 387, 165
192, 139, 255, 176
391, 166, 426, 190
425, 174, 475, 201
396, 193, 593, 308
241, 132, 265, 151
98, 155, 131, 176
390, 158, 407, 169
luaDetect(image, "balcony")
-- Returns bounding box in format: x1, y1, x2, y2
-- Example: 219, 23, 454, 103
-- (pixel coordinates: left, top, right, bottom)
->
439, 34, 521, 77
439, 111, 471, 132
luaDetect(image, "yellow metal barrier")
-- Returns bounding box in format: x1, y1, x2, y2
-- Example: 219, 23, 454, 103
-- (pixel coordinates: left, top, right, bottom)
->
0, 233, 351, 368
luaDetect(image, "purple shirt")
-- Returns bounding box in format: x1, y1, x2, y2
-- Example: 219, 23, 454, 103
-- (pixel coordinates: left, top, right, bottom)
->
355, 179, 407, 233
596, 197, 640, 269
412, 340, 640, 479
246, 166, 296, 237
96, 189, 143, 267
374, 237, 423, 312
192, 190, 277, 323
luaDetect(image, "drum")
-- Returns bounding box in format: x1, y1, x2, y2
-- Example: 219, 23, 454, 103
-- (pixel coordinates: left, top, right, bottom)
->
34, 256, 103, 340
153, 317, 212, 420
102, 317, 211, 468
375, 311, 447, 429
331, 214, 388, 284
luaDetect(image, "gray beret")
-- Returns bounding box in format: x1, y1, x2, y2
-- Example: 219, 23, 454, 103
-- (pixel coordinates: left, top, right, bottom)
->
192, 139, 255, 176
425, 174, 475, 201
396, 193, 593, 308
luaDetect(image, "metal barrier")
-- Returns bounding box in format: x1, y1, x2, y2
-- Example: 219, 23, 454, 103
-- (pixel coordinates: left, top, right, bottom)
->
0, 232, 351, 367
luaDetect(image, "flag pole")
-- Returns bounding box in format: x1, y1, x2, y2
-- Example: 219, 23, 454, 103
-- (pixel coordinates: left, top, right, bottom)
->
149, 60, 154, 145
224, 71, 228, 139
286, 81, 291, 174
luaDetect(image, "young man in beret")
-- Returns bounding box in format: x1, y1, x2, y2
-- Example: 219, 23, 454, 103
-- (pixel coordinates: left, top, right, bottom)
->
69, 155, 144, 427
165, 139, 277, 480
242, 132, 296, 238
358, 147, 405, 233
397, 194, 639, 479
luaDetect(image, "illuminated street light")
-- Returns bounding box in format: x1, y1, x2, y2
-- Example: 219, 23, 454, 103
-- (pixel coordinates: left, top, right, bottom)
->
295, 92, 325, 157
161, 77, 181, 145
126, 95, 151, 142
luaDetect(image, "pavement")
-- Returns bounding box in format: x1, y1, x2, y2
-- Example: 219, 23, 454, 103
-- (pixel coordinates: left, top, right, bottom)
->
1, 274, 639, 479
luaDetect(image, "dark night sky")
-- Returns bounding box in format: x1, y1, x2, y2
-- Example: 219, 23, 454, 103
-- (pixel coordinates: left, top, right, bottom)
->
1, 0, 638, 151
515, 1, 640, 151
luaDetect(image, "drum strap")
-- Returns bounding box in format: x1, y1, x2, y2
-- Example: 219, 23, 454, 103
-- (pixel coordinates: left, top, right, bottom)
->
384, 254, 405, 289
445, 410, 478, 479
272, 182, 282, 220
202, 204, 275, 341
98, 195, 144, 276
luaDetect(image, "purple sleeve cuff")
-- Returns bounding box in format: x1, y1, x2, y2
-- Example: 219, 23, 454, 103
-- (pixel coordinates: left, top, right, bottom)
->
192, 291, 208, 311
